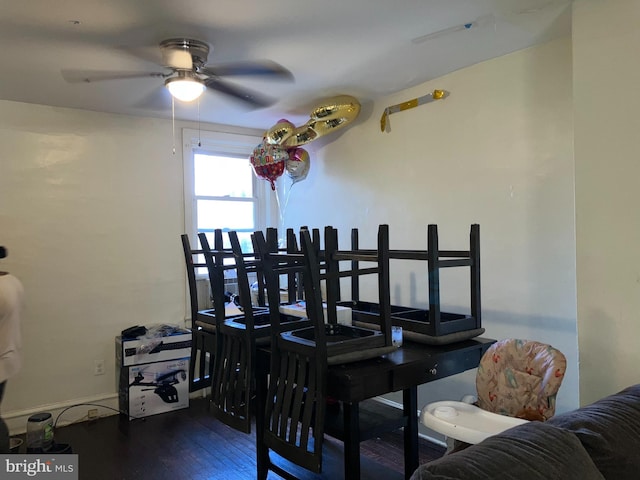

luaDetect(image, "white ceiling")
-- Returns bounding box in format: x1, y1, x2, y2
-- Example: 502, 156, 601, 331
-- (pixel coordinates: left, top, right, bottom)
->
0, 0, 572, 130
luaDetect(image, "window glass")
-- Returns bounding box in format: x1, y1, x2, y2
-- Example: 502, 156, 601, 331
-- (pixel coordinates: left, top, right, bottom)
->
199, 231, 253, 254
194, 154, 253, 197
196, 199, 254, 231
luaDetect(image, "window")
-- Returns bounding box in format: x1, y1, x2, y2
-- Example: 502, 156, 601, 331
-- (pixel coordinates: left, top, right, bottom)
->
194, 152, 255, 253
183, 128, 276, 271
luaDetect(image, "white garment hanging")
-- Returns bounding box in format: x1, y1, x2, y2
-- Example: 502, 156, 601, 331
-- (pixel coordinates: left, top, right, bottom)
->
0, 273, 24, 383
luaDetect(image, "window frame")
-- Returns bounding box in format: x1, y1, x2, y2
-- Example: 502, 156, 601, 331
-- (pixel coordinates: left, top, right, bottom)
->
182, 128, 276, 270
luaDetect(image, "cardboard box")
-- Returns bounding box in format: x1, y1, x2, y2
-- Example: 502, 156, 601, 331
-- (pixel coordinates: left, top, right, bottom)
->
116, 331, 192, 367
118, 357, 190, 419
116, 329, 192, 419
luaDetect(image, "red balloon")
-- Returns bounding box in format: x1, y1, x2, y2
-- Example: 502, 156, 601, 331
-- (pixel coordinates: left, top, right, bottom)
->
250, 142, 287, 190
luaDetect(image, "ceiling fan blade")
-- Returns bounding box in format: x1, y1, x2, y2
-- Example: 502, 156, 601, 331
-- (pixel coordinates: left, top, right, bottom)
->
119, 44, 166, 67
133, 86, 172, 111
200, 60, 293, 80
204, 77, 275, 109
61, 69, 169, 84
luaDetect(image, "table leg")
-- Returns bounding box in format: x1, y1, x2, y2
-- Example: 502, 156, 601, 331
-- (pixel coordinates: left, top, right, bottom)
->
343, 401, 361, 480
403, 387, 419, 479
255, 351, 269, 480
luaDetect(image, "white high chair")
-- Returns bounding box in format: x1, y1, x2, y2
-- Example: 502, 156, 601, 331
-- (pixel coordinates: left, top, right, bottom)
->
421, 338, 567, 446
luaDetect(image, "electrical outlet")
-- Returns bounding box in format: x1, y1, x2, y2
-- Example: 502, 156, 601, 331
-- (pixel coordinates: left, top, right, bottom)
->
88, 409, 99, 420
94, 359, 105, 376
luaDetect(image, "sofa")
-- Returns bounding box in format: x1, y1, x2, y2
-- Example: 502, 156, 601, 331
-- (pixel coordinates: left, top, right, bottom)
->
410, 384, 640, 480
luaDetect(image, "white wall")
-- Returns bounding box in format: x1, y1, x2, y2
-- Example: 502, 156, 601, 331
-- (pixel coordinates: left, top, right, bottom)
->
0, 101, 261, 431
573, 0, 640, 405
280, 37, 578, 436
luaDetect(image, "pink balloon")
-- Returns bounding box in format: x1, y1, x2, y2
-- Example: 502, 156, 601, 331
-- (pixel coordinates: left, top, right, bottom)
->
285, 148, 310, 184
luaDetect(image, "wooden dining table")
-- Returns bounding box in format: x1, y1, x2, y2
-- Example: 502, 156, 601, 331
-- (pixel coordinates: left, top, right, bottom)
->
255, 336, 495, 480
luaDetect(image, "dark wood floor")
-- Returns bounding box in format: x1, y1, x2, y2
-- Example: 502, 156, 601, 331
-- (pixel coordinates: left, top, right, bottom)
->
47, 398, 444, 480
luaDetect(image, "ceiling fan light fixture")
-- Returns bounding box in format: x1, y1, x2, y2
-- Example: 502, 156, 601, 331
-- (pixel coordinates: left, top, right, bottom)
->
165, 75, 205, 102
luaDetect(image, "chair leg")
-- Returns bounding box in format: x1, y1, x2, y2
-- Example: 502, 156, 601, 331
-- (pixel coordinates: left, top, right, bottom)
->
189, 330, 215, 393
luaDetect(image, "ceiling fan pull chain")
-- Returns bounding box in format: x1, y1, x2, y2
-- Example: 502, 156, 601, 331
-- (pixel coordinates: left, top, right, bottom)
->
172, 96, 176, 155
198, 99, 201, 147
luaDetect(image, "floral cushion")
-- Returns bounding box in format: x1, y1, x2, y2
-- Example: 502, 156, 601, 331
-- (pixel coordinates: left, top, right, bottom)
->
475, 339, 566, 420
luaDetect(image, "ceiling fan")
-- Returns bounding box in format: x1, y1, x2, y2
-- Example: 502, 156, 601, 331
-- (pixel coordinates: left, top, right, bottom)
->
61, 38, 293, 108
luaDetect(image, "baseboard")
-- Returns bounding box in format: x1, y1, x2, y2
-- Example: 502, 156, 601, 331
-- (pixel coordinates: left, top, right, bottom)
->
4, 393, 120, 436
372, 396, 446, 448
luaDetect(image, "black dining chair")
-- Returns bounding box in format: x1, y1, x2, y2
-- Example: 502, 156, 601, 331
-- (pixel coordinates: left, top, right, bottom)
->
197, 231, 255, 433
250, 226, 311, 308
253, 229, 319, 474
198, 229, 305, 433
180, 233, 218, 393
254, 225, 397, 476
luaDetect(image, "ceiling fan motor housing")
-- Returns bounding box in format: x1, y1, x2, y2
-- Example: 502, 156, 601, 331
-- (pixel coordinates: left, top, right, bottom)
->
160, 38, 210, 70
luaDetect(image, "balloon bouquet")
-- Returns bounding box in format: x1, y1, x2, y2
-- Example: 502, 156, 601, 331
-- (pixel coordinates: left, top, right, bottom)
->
250, 95, 361, 190
249, 94, 361, 232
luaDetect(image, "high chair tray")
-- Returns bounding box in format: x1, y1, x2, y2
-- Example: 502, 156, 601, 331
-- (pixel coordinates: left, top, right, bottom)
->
420, 400, 529, 445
